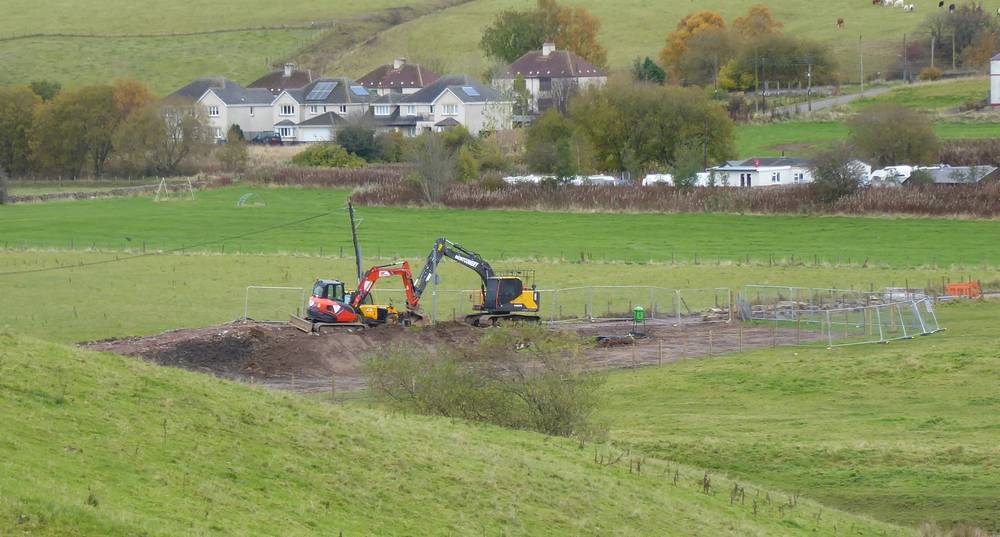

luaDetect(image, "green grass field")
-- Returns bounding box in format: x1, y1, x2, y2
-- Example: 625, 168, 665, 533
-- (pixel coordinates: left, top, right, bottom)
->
603, 299, 1000, 528
2, 331, 909, 535
3, 186, 1000, 268
3, 188, 999, 533
2, 251, 994, 344
735, 120, 1000, 158
848, 78, 991, 112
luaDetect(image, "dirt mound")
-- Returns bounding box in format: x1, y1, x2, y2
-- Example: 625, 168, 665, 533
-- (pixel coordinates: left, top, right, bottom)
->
84, 321, 481, 393
84, 319, 821, 394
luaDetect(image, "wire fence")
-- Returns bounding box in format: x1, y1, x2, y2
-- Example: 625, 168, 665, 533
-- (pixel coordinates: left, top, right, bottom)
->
242, 282, 947, 349
738, 285, 943, 347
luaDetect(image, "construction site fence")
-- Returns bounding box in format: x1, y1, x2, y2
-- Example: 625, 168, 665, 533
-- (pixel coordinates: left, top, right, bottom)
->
738, 285, 943, 347
369, 286, 733, 324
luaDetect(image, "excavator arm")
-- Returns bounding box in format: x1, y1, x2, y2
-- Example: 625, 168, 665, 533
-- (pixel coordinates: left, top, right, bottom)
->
413, 238, 494, 299
350, 261, 420, 311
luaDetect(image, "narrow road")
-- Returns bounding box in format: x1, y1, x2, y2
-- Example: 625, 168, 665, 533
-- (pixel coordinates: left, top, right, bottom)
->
777, 86, 892, 115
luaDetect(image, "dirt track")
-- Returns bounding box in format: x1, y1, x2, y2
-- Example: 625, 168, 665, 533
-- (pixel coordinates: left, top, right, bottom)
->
83, 320, 823, 394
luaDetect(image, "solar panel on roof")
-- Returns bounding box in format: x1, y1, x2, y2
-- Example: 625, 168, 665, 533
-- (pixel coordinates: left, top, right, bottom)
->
306, 81, 337, 101
351, 85, 370, 96
461, 86, 480, 97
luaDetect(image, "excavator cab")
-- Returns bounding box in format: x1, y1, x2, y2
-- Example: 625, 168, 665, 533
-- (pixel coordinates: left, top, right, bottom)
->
476, 273, 539, 313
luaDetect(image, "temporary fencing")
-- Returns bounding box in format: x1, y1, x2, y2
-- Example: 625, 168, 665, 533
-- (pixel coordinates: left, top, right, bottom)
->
738, 285, 943, 347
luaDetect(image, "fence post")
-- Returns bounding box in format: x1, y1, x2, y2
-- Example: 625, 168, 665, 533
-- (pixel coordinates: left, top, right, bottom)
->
587, 287, 593, 322
826, 310, 833, 348
898, 303, 909, 339
875, 305, 885, 343
649, 287, 655, 319
675, 290, 682, 326
244, 286, 250, 321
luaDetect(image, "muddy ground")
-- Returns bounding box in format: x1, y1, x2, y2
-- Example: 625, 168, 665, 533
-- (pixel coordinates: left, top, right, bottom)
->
83, 320, 823, 394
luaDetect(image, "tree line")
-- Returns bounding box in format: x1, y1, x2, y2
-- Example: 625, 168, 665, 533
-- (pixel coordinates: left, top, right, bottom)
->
0, 80, 214, 179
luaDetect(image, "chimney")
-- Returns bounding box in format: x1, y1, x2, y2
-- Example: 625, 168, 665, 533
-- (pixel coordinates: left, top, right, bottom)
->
283, 63, 294, 78
393, 58, 406, 70
542, 42, 556, 56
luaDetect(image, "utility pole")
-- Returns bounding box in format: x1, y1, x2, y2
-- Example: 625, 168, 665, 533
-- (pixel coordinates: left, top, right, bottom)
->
903, 33, 909, 82
859, 34, 864, 96
348, 202, 363, 283
952, 33, 956, 71
931, 34, 936, 69
807, 62, 813, 112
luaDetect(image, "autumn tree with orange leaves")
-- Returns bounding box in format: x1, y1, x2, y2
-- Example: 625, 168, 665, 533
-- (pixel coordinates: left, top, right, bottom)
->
732, 4, 783, 39
659, 11, 726, 80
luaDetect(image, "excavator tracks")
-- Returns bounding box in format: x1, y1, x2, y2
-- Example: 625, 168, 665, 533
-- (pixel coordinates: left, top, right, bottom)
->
465, 313, 541, 327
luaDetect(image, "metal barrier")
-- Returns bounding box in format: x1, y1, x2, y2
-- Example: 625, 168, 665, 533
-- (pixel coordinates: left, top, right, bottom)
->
243, 286, 306, 323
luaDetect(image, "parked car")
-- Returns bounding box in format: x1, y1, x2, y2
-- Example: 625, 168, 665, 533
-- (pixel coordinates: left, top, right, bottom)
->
250, 132, 283, 146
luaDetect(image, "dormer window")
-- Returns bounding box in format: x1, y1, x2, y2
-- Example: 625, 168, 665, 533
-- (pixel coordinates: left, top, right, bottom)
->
375, 105, 391, 116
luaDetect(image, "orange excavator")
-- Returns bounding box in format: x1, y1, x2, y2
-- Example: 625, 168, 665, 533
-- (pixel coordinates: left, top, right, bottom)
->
291, 261, 421, 332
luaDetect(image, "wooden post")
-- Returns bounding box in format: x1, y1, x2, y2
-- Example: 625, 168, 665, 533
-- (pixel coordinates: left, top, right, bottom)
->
771, 322, 776, 347
331, 374, 336, 401
738, 323, 743, 353
709, 330, 714, 357
658, 340, 662, 366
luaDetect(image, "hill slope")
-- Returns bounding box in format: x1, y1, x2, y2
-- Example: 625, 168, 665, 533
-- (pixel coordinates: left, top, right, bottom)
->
5, 0, 1000, 92
0, 331, 906, 535
603, 300, 1000, 528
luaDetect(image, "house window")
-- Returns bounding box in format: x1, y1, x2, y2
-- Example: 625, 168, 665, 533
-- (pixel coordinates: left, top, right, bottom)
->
207, 106, 219, 117
213, 127, 222, 138
740, 173, 752, 188
429, 105, 435, 114
375, 105, 390, 116
771, 172, 781, 184
280, 105, 295, 116
405, 105, 416, 116
793, 172, 805, 183
539, 77, 552, 91
309, 105, 317, 114
249, 107, 254, 116
278, 127, 293, 138
443, 104, 458, 115
339, 105, 347, 114
323, 106, 327, 112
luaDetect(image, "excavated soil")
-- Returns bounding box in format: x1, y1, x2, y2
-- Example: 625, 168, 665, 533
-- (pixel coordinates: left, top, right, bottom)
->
83, 319, 823, 394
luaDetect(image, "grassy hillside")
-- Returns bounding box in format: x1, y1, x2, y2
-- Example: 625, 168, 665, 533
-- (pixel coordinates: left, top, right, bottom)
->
2, 251, 994, 344
0, 331, 906, 536
735, 120, 1000, 157
328, 0, 999, 81
3, 187, 1000, 268
0, 0, 441, 93
5, 0, 999, 92
603, 299, 1000, 528
848, 78, 991, 112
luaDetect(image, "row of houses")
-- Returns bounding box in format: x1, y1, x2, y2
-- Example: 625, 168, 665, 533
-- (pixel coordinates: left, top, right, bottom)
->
170, 44, 608, 142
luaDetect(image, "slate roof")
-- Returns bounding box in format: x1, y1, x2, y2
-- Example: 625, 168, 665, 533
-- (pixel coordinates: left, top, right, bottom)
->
434, 117, 461, 127
248, 68, 314, 95
274, 119, 296, 126
357, 61, 439, 90
497, 49, 605, 79
169, 77, 235, 101
907, 165, 999, 184
297, 112, 350, 127
169, 78, 274, 105
401, 75, 503, 104
289, 77, 375, 105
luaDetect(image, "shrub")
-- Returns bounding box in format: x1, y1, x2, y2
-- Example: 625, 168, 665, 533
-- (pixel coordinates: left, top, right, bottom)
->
374, 131, 405, 162
0, 169, 7, 205
216, 130, 249, 172
919, 66, 943, 81
810, 143, 863, 202
456, 145, 480, 182
365, 324, 605, 439
847, 104, 938, 167
291, 144, 366, 168
336, 124, 378, 160
227, 124, 244, 141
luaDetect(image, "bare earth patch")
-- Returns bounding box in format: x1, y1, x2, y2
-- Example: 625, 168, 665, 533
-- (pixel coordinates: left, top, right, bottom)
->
83, 320, 822, 393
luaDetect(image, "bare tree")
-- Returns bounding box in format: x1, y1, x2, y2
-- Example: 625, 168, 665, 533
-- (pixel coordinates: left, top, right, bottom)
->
410, 133, 455, 203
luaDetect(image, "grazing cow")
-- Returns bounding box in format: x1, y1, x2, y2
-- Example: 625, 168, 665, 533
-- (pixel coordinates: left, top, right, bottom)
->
938, 0, 944, 6
996, 6, 1000, 16
872, 0, 882, 4
949, 3, 956, 12
837, 17, 845, 27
